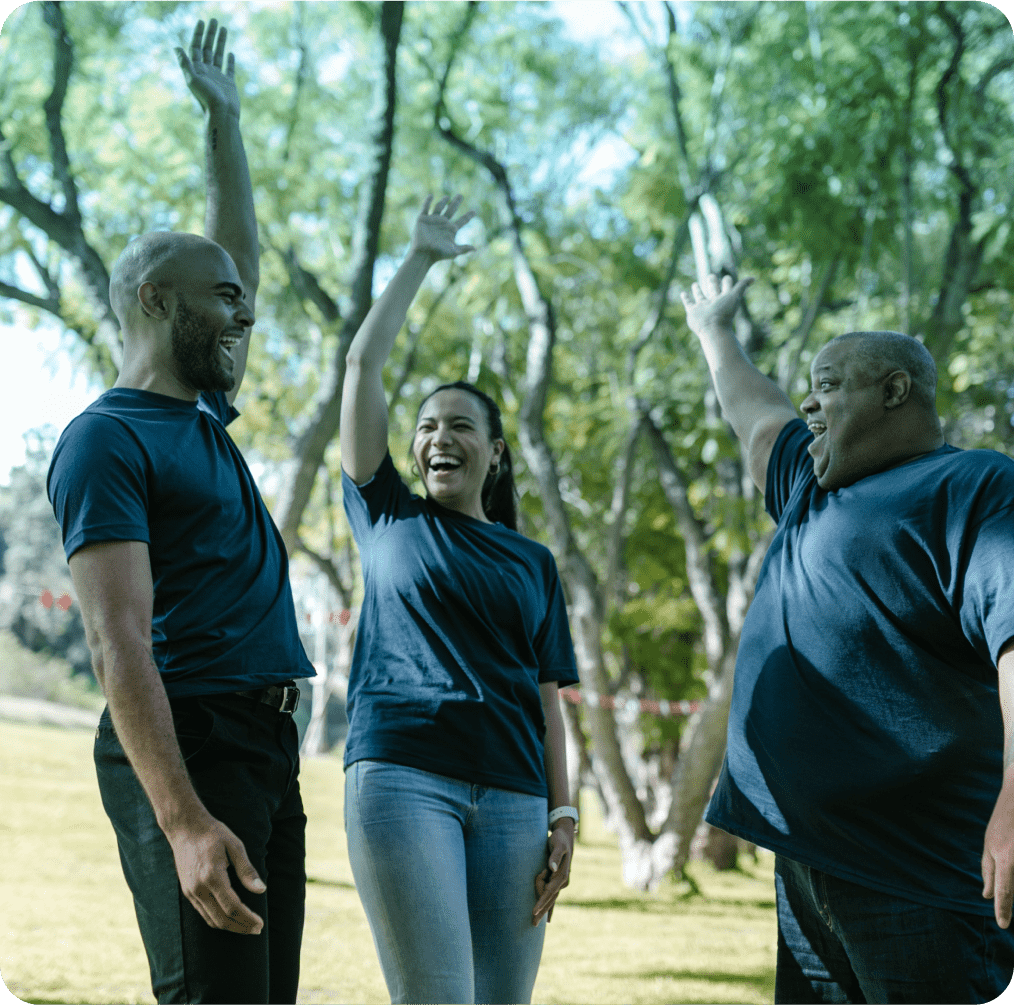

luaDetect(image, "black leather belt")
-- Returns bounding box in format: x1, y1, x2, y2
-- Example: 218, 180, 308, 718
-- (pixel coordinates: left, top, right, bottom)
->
235, 682, 300, 714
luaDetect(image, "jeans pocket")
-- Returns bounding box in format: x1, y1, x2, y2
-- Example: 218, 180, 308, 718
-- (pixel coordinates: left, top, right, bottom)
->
170, 698, 217, 764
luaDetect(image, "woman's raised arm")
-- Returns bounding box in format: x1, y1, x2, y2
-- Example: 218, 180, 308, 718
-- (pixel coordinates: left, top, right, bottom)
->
340, 196, 476, 485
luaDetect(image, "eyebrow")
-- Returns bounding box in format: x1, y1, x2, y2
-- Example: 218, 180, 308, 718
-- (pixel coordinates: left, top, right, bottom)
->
417, 414, 477, 424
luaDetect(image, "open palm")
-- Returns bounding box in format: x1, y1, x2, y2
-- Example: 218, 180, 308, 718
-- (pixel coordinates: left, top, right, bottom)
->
410, 196, 477, 263
175, 19, 240, 118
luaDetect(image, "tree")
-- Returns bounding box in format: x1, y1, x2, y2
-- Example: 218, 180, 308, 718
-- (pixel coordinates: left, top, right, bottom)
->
1, 0, 1010, 889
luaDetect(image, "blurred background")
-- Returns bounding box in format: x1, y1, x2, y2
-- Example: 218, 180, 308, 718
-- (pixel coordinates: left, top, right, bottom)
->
0, 1, 1012, 1000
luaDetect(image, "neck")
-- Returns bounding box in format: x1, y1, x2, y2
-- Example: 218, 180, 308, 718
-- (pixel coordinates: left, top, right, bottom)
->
115, 354, 198, 401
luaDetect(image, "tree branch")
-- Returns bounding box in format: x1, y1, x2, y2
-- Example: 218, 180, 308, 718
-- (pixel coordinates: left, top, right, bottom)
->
274, 1, 404, 554
642, 414, 728, 667
0, 279, 60, 314
434, 5, 652, 844
41, 2, 81, 228
295, 535, 353, 609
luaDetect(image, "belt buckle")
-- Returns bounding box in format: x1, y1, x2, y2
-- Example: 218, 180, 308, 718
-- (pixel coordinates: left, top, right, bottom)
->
279, 685, 299, 715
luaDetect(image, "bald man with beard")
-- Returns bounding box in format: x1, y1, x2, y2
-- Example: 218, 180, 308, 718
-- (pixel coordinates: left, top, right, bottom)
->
683, 274, 1014, 1004
47, 22, 313, 1004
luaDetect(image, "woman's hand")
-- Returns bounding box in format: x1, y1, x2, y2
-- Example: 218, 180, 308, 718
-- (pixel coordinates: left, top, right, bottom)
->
533, 819, 574, 925
410, 195, 476, 264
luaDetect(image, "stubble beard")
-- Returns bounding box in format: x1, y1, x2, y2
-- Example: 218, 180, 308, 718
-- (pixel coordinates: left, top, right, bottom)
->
170, 296, 234, 394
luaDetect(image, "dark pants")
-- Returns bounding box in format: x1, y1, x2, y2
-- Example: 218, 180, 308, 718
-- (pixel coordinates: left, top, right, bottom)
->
775, 855, 1014, 1004
94, 690, 306, 1004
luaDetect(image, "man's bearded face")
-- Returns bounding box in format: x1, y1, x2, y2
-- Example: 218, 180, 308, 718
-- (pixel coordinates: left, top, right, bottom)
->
170, 294, 235, 394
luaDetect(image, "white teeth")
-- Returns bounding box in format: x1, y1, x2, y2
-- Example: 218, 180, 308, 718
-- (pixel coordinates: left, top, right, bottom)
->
429, 455, 462, 470
808, 424, 826, 435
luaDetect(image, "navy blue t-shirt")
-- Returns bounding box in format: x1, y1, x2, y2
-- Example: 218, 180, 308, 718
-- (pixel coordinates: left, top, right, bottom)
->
707, 418, 1014, 914
342, 453, 579, 797
47, 388, 313, 697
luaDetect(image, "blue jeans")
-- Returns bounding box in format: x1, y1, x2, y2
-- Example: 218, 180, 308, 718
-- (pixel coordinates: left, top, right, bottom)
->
344, 759, 549, 1004
95, 692, 306, 1003
775, 855, 1014, 1003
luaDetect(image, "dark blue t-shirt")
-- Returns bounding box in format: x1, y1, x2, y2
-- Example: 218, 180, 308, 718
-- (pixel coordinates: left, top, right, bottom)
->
47, 388, 313, 697
342, 453, 579, 797
707, 419, 1014, 915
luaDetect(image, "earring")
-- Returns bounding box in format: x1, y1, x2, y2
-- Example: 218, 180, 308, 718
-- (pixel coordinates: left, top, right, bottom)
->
411, 462, 421, 477
490, 462, 500, 475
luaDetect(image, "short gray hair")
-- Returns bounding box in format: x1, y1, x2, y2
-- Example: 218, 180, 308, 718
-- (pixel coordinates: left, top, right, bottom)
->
829, 330, 938, 410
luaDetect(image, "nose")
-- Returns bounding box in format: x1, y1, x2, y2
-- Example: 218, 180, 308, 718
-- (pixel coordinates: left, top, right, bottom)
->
433, 424, 454, 445
800, 392, 817, 414
235, 301, 255, 328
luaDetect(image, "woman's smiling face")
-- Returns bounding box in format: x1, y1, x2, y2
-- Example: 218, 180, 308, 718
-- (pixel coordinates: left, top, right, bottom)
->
413, 388, 503, 520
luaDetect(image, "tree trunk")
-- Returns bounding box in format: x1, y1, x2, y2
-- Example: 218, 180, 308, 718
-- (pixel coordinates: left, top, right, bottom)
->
273, 1, 404, 555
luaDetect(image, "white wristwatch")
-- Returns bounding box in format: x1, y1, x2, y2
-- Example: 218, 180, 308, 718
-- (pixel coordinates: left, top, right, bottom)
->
548, 805, 579, 828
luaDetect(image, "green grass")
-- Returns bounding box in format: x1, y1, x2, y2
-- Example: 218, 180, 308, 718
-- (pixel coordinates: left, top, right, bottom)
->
0, 720, 776, 1004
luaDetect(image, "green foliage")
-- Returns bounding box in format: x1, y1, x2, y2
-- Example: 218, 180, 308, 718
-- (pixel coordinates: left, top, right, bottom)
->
0, 0, 1011, 732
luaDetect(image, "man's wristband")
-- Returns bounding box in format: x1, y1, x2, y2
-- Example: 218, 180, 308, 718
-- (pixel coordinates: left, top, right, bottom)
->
548, 805, 579, 828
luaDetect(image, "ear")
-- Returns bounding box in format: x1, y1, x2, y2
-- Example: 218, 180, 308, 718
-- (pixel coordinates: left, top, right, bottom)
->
882, 370, 911, 409
137, 281, 170, 320
492, 439, 505, 463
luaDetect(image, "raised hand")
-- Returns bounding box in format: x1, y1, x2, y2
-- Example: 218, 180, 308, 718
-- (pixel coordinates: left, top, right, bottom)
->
175, 19, 240, 119
681, 272, 754, 336
410, 195, 477, 265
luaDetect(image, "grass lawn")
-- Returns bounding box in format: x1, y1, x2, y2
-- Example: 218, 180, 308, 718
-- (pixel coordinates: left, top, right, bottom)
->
0, 719, 776, 1004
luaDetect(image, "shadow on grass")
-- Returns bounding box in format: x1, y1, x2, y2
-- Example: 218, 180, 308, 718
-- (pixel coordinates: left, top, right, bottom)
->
612, 965, 775, 995
306, 876, 356, 890
564, 895, 775, 913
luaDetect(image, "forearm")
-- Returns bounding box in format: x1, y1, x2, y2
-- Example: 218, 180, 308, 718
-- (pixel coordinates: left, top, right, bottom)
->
542, 686, 572, 813
999, 645, 1014, 774
345, 249, 434, 373
695, 323, 795, 440
99, 640, 210, 833
204, 108, 258, 297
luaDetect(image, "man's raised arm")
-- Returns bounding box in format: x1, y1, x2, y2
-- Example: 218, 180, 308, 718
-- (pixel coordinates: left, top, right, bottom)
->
176, 19, 259, 404
681, 273, 797, 492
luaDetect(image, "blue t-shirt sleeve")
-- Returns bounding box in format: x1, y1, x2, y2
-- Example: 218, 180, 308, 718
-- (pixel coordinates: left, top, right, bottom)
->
765, 418, 813, 523
960, 502, 1014, 666
533, 562, 580, 687
197, 390, 239, 427
48, 414, 150, 561
341, 452, 414, 543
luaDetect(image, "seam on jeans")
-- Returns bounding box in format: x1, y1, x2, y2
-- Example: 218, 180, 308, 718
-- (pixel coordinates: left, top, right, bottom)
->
349, 760, 410, 1001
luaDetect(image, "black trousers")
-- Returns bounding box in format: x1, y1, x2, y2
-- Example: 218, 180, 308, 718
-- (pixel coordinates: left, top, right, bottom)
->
94, 690, 306, 1004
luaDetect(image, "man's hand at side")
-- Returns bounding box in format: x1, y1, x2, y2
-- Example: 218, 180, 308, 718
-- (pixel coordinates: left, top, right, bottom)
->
983, 640, 1014, 927
165, 810, 266, 934
69, 540, 265, 934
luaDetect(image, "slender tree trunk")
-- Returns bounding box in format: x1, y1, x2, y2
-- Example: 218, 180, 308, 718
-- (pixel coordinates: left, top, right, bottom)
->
273, 1, 404, 555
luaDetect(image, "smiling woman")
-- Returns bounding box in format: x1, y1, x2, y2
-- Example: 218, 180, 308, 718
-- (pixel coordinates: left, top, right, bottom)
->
411, 379, 517, 529
337, 196, 580, 1005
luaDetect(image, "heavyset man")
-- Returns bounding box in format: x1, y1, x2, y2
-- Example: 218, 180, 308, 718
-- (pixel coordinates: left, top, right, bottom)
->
47, 22, 313, 1005
684, 273, 1014, 1003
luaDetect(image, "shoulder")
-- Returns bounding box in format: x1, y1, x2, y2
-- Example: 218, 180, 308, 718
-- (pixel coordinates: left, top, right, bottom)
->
197, 390, 239, 427
937, 446, 1014, 519
494, 526, 562, 580
50, 399, 144, 476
